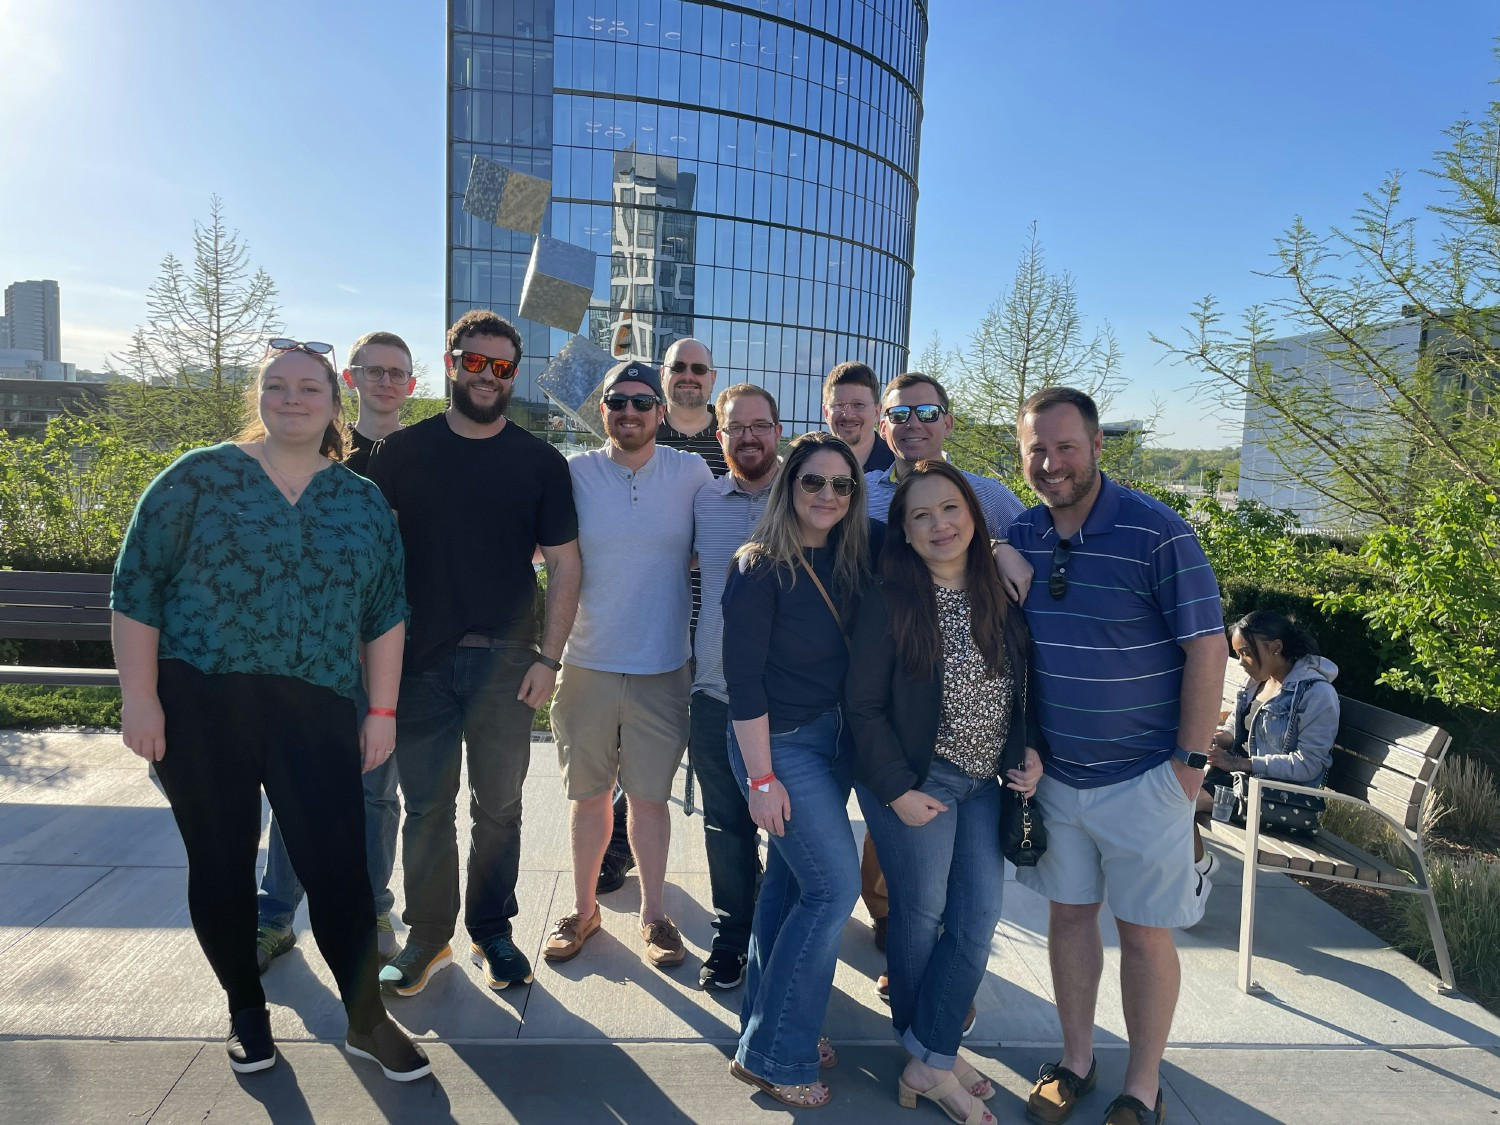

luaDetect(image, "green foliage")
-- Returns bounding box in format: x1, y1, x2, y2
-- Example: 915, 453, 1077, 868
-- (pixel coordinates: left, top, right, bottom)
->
1432, 755, 1500, 846
1134, 446, 1240, 490
1325, 472, 1500, 714
0, 685, 121, 729
0, 416, 183, 571
1393, 852, 1500, 1003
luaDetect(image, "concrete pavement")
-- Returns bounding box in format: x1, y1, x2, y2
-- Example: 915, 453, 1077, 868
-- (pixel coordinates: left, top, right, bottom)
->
2, 729, 1497, 1123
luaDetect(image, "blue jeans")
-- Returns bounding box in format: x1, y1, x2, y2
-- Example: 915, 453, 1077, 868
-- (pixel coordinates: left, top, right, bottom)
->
394, 645, 536, 946
728, 709, 860, 1086
858, 757, 1005, 1067
690, 691, 760, 956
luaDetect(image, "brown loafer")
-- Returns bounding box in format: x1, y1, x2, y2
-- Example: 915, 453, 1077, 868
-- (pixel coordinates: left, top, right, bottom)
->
1026, 1057, 1096, 1123
543, 907, 601, 962
641, 916, 686, 967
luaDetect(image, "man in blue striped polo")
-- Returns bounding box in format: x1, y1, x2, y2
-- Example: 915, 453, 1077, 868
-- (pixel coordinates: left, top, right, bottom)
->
1007, 387, 1227, 1125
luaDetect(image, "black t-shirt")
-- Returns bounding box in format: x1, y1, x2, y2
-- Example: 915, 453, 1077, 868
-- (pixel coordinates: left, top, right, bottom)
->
366, 414, 578, 671
863, 439, 895, 473
345, 428, 377, 477
657, 407, 728, 476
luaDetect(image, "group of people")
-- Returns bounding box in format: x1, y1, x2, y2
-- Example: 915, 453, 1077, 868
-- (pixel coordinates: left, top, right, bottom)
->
110, 311, 1341, 1125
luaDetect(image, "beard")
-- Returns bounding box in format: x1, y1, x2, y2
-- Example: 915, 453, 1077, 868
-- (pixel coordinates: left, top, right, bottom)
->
606, 413, 655, 453
669, 384, 706, 410
727, 443, 776, 482
1037, 459, 1098, 509
452, 377, 510, 424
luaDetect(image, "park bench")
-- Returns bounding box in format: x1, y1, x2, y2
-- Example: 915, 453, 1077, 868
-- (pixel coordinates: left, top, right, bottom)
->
0, 570, 118, 686
1206, 661, 1455, 995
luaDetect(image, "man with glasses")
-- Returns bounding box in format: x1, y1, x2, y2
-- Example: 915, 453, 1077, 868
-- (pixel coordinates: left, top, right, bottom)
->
366, 310, 582, 998
822, 360, 894, 473
254, 331, 417, 975
545, 361, 713, 970
657, 337, 728, 475
1008, 387, 1225, 1125
688, 382, 782, 989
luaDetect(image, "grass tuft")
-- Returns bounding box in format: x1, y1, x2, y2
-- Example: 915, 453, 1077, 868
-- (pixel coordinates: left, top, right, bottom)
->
1392, 852, 1500, 1003
1432, 755, 1500, 846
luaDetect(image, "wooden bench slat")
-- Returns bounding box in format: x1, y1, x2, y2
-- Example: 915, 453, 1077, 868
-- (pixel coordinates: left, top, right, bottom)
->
1, 623, 113, 642
0, 605, 113, 624
0, 666, 120, 686
1338, 697, 1451, 761
0, 571, 112, 593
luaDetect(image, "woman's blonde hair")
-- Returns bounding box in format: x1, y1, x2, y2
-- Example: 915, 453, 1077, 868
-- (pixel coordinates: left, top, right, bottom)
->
734, 431, 870, 600
236, 348, 348, 460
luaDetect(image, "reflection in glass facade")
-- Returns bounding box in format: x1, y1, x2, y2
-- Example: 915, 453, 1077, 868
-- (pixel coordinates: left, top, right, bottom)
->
448, 0, 928, 437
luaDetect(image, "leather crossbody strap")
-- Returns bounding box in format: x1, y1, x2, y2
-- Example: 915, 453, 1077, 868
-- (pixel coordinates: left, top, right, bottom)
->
797, 550, 850, 651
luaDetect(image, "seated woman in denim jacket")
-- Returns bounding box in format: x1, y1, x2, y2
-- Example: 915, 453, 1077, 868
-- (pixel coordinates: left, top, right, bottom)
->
1195, 611, 1339, 838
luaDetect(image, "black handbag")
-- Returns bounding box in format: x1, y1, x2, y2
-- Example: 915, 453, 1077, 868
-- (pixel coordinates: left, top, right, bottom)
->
1000, 668, 1047, 866
1232, 773, 1324, 837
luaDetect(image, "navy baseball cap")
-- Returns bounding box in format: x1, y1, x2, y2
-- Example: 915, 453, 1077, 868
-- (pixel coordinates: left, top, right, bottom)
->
600, 360, 664, 400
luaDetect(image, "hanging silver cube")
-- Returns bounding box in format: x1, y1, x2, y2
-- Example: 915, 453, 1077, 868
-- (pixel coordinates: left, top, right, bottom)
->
519, 237, 596, 333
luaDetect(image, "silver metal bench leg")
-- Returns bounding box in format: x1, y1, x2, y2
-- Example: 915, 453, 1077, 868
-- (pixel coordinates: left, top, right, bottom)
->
1419, 886, 1457, 995
1237, 779, 1265, 994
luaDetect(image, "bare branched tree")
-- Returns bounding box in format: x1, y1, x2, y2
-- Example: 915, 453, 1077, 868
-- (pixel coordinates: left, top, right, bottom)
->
107, 197, 282, 447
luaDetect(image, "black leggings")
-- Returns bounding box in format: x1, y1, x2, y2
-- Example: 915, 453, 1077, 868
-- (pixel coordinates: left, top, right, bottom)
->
154, 660, 385, 1032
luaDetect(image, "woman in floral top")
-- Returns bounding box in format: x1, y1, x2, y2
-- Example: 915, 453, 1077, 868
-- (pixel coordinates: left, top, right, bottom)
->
846, 460, 1043, 1125
111, 341, 428, 1083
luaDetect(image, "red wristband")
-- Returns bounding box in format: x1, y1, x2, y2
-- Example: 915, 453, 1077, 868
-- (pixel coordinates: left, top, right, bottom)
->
367, 707, 397, 718
748, 771, 776, 792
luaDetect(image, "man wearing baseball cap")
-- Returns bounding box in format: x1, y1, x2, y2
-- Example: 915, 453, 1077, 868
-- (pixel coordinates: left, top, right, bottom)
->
544, 360, 714, 969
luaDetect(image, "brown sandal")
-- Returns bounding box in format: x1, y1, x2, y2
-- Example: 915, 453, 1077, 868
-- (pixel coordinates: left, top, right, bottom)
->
818, 1035, 837, 1069
730, 1061, 833, 1108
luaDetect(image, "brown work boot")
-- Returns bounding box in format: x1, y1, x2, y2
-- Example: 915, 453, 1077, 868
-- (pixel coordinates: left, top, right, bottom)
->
543, 907, 601, 962
640, 916, 686, 967
1102, 1089, 1163, 1125
1026, 1056, 1097, 1123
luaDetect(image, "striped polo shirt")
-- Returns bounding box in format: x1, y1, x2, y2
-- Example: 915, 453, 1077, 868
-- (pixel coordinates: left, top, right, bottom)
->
1007, 474, 1224, 789
691, 467, 777, 702
865, 462, 1025, 537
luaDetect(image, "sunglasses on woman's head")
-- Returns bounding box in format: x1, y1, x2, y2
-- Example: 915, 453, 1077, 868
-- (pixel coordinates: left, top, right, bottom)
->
267, 338, 337, 369
451, 349, 518, 380
603, 393, 660, 412
796, 473, 856, 497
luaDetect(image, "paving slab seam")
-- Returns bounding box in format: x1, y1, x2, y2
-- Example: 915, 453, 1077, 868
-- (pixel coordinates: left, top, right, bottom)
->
139, 1041, 205, 1125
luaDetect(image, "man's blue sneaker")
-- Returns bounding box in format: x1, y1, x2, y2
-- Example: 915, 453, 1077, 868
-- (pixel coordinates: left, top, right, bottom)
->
470, 935, 534, 990
379, 940, 453, 997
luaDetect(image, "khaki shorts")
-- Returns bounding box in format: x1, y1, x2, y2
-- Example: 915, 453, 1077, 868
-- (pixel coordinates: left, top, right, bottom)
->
1015, 759, 1199, 929
551, 662, 691, 803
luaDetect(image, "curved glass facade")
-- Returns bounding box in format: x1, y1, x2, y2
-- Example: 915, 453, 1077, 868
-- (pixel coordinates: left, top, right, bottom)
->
448, 0, 927, 436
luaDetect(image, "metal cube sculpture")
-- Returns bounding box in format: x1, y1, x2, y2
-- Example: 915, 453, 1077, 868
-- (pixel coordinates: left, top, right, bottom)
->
519, 237, 596, 333
461, 154, 549, 235
537, 334, 614, 439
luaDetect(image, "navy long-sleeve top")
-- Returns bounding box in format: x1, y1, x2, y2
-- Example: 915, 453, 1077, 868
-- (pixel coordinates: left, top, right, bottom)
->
722, 520, 882, 732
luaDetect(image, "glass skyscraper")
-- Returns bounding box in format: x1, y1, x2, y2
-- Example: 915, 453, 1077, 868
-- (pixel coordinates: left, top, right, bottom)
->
448, 0, 927, 436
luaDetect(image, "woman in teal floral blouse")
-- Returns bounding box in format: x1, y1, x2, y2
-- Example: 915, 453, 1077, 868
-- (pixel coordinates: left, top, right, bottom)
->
111, 340, 429, 1082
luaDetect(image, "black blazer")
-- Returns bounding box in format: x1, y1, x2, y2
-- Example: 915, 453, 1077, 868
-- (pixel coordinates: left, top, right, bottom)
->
844, 581, 1044, 807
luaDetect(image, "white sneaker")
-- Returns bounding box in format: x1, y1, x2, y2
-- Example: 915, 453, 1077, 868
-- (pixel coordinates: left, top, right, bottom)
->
1195, 851, 1220, 879
1185, 869, 1214, 928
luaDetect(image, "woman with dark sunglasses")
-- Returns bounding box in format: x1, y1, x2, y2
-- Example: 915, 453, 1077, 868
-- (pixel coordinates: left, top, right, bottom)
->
845, 460, 1043, 1125
721, 431, 882, 1109
111, 341, 431, 1082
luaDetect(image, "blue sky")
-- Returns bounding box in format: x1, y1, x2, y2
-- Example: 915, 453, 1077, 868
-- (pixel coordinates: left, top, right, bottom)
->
2, 1, 1497, 446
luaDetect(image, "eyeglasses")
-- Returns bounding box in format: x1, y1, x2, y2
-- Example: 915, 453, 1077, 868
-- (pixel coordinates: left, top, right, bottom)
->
668, 360, 711, 375
603, 393, 660, 412
268, 338, 337, 369
451, 349, 518, 380
797, 473, 856, 497
722, 421, 777, 438
349, 365, 412, 385
883, 403, 948, 425
1048, 539, 1073, 600
828, 400, 872, 414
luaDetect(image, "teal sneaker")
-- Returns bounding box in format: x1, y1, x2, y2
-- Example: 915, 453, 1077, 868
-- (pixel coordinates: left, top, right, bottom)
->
470, 935, 534, 990
255, 925, 295, 976
379, 940, 452, 997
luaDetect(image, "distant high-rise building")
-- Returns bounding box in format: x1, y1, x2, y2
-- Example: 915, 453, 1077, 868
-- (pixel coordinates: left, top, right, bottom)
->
0, 316, 11, 349
4, 280, 61, 362
448, 1, 929, 436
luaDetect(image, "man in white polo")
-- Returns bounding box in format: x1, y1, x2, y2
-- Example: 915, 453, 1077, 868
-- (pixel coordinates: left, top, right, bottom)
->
545, 360, 713, 969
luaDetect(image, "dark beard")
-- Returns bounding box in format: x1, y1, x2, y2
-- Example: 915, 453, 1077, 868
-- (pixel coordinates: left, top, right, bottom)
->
453, 378, 508, 424
728, 447, 776, 482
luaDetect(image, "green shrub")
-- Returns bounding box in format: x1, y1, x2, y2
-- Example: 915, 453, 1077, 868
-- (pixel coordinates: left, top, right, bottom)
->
1432, 756, 1500, 846
1392, 852, 1500, 1003
0, 685, 121, 729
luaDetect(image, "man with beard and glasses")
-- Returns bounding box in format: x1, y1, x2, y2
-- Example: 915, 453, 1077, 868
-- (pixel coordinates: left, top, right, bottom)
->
822, 361, 894, 473
545, 361, 714, 971
657, 337, 728, 476
687, 383, 782, 989
1007, 387, 1225, 1125
365, 310, 582, 999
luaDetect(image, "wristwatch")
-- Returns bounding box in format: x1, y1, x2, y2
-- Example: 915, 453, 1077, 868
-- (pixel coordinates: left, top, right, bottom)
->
532, 652, 562, 671
1172, 746, 1208, 769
